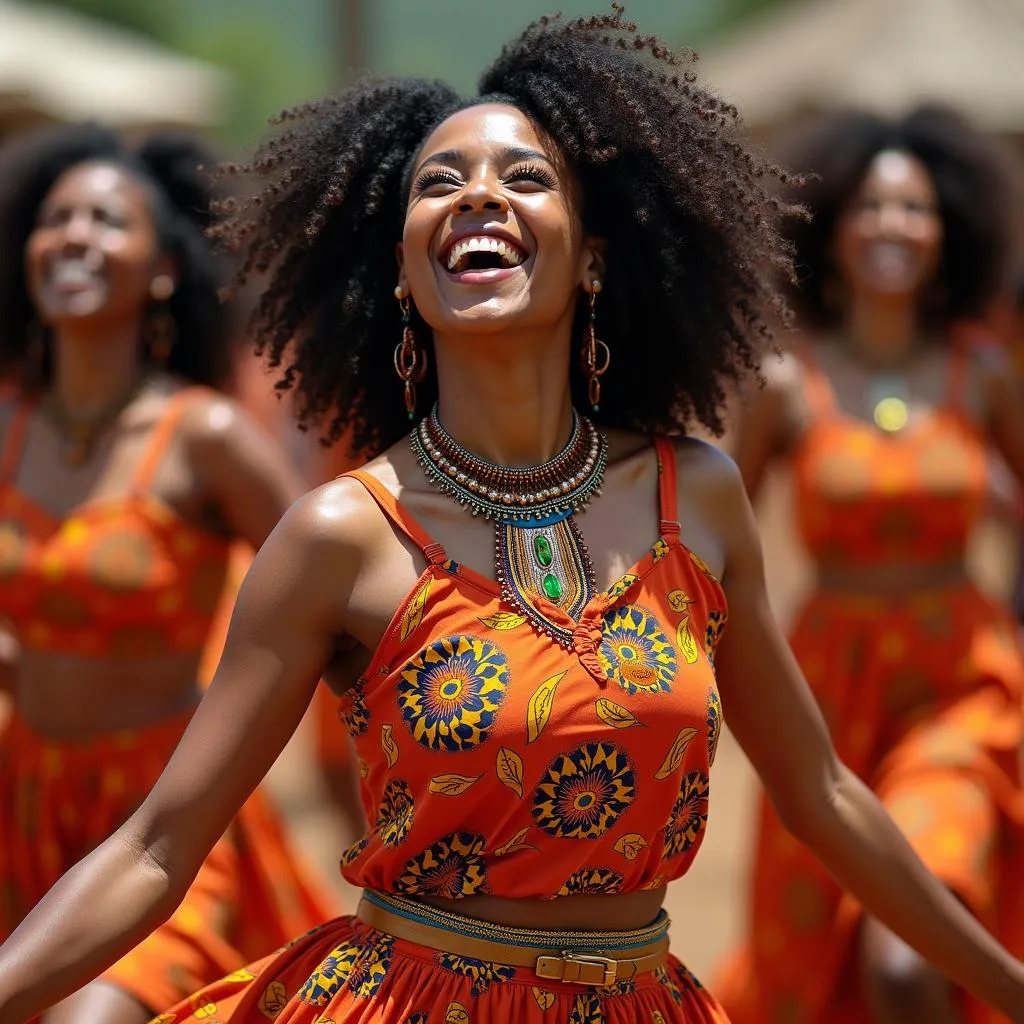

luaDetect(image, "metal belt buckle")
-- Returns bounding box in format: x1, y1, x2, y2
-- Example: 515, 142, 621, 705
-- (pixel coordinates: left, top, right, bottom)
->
535, 950, 618, 987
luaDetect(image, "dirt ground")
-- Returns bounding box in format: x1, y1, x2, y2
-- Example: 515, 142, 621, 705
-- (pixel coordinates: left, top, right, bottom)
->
263, 465, 1019, 984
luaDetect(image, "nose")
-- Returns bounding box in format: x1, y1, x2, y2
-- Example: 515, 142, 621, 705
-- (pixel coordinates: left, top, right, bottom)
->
877, 201, 909, 237
60, 210, 94, 250
451, 175, 509, 216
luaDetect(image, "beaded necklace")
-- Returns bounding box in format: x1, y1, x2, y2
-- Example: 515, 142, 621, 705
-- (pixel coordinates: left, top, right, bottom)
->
410, 406, 608, 646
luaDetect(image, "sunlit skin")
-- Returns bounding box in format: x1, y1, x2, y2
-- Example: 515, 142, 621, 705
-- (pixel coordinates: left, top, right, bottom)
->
4, 102, 1024, 1024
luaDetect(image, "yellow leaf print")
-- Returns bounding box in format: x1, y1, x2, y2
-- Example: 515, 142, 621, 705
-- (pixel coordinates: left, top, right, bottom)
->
595, 698, 644, 730
690, 549, 719, 582
191, 998, 218, 1019
428, 773, 483, 796
494, 825, 537, 856
676, 615, 700, 665
479, 611, 527, 630
225, 968, 257, 982
358, 757, 370, 779
531, 987, 556, 1010
258, 980, 288, 1018
496, 746, 525, 798
613, 833, 650, 861
382, 723, 399, 768
148, 1017, 176, 1024
652, 1012, 668, 1024
315, 1018, 337, 1024
527, 671, 566, 744
400, 575, 433, 642
641, 873, 667, 890
667, 589, 693, 613
654, 727, 698, 779
445, 1001, 471, 1024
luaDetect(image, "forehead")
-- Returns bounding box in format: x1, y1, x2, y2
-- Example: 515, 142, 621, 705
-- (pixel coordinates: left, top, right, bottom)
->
45, 161, 149, 209
860, 149, 935, 195
420, 103, 556, 160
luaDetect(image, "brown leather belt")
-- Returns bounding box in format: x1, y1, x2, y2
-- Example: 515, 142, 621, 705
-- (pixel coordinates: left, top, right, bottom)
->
357, 893, 670, 987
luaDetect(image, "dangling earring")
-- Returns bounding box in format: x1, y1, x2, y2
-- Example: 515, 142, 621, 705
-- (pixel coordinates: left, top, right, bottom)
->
393, 286, 428, 419
145, 306, 176, 366
581, 280, 610, 412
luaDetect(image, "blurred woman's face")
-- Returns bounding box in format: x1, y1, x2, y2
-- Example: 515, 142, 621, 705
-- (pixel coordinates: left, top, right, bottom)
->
831, 149, 943, 302
399, 102, 599, 338
26, 161, 162, 327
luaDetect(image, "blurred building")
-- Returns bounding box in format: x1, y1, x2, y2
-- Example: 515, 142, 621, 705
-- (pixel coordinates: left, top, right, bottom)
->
0, 0, 229, 141
699, 0, 1024, 142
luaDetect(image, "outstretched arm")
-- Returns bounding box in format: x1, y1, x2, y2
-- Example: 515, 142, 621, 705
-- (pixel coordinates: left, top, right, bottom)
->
706, 449, 1024, 1020
0, 484, 363, 1024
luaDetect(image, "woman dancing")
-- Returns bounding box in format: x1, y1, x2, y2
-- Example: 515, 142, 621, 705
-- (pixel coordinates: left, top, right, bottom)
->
2, 12, 1024, 1024
717, 106, 1024, 1024
0, 124, 336, 1023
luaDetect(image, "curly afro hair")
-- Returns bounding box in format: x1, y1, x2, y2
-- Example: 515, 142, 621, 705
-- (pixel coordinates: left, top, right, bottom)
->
0, 122, 233, 390
213, 4, 799, 455
775, 104, 1017, 332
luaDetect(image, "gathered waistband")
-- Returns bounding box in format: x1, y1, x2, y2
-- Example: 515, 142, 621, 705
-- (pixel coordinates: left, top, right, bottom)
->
357, 889, 671, 987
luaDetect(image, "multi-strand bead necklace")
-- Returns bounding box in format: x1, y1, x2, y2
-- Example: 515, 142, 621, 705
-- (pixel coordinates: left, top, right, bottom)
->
410, 406, 608, 645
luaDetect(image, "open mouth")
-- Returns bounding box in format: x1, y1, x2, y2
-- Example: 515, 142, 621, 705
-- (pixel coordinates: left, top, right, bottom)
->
442, 235, 527, 276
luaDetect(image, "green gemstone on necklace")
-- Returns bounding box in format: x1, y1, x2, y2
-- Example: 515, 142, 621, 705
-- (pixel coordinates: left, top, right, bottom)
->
542, 573, 563, 601
533, 534, 554, 567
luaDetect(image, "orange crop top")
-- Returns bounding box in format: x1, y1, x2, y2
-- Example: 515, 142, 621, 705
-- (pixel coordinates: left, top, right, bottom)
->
791, 345, 988, 567
0, 387, 232, 659
334, 437, 729, 901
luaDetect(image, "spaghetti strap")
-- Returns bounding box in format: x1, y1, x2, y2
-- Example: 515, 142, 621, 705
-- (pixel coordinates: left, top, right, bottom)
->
794, 344, 836, 420
654, 436, 681, 536
342, 470, 448, 565
0, 400, 34, 487
131, 387, 209, 495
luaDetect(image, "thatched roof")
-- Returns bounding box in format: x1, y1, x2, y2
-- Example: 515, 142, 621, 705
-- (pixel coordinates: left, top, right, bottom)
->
698, 0, 1024, 134
0, 0, 229, 132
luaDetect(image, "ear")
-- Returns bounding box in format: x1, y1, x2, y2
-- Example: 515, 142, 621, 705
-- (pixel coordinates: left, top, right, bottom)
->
395, 242, 408, 296
579, 236, 607, 291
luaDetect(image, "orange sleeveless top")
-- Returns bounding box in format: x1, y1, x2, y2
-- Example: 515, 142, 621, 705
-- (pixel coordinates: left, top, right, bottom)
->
791, 346, 988, 567
0, 388, 232, 658
334, 437, 729, 900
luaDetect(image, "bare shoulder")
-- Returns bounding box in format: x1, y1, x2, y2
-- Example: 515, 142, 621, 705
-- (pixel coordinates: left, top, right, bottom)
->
672, 435, 744, 497
174, 388, 259, 449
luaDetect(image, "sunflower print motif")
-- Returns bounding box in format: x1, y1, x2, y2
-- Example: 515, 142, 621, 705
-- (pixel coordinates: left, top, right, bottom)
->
397, 635, 509, 752
569, 991, 604, 1024
405, 1016, 429, 1024
347, 933, 395, 998
435, 953, 517, 995
598, 605, 678, 695
663, 771, 710, 857
340, 686, 370, 736
599, 978, 637, 996
704, 610, 728, 666
298, 938, 362, 1005
339, 834, 370, 868
397, 831, 488, 898
706, 687, 722, 767
655, 964, 685, 1005
532, 742, 636, 840
555, 867, 624, 897
374, 779, 415, 848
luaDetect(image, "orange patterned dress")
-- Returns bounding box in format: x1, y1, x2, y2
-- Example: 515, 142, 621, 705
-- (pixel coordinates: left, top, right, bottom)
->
0, 388, 337, 1015
146, 437, 732, 1023
717, 348, 1024, 1023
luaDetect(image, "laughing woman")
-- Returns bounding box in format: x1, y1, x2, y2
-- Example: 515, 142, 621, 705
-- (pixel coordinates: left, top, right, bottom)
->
2, 10, 1024, 1024
0, 124, 335, 1023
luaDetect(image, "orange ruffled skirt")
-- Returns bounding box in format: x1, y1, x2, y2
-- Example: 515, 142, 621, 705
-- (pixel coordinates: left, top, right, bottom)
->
717, 582, 1024, 1024
145, 902, 729, 1023
0, 709, 337, 1015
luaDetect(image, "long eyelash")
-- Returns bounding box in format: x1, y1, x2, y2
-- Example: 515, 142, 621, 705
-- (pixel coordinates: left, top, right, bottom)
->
413, 168, 463, 192
505, 163, 558, 187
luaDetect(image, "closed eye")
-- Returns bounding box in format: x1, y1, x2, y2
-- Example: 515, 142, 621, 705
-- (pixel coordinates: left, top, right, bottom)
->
413, 168, 464, 194
502, 162, 558, 189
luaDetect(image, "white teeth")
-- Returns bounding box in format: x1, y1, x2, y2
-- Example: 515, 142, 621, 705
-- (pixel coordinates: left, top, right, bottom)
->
50, 260, 98, 287
445, 235, 525, 272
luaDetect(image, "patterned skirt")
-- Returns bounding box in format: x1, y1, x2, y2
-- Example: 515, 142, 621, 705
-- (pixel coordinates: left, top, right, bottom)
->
0, 709, 337, 1015
716, 581, 1024, 1024
146, 892, 729, 1023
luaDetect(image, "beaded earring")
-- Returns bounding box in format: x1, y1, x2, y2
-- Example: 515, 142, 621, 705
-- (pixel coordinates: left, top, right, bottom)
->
582, 280, 610, 412
393, 287, 428, 419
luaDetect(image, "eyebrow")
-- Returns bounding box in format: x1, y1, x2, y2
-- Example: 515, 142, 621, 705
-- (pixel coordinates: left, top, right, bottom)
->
416, 145, 554, 172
